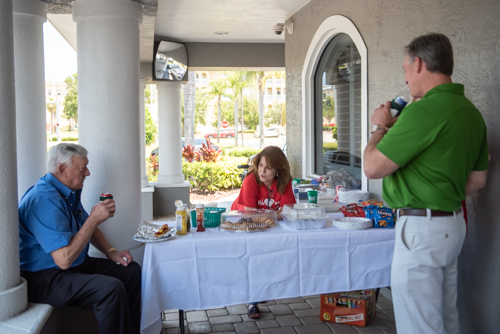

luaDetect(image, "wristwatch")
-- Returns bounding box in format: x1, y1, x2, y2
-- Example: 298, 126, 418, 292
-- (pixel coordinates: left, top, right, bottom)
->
371, 124, 389, 134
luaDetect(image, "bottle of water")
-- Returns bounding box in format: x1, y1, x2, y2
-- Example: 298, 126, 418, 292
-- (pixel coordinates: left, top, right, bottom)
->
390, 87, 411, 117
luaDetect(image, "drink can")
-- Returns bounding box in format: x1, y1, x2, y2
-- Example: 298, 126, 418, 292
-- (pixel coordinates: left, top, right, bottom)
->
100, 193, 113, 201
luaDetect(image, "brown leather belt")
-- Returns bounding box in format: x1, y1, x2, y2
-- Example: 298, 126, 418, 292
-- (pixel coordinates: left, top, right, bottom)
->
399, 208, 461, 217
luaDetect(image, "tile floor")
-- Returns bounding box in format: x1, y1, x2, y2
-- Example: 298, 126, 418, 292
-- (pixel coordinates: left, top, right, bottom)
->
161, 289, 396, 334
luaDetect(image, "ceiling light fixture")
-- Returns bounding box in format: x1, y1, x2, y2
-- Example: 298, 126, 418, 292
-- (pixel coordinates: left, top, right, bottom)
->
214, 31, 229, 35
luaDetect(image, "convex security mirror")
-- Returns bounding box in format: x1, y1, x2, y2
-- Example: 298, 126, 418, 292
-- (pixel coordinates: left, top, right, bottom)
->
153, 41, 188, 81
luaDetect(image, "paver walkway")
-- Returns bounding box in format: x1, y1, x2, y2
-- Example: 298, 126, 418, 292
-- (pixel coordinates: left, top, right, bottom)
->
161, 290, 396, 334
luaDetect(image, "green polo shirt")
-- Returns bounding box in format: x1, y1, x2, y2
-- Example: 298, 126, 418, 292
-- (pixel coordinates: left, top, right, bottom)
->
377, 83, 488, 211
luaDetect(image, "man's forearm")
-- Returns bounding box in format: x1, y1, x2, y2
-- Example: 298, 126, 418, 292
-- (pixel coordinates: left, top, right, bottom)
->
363, 129, 399, 179
51, 216, 100, 269
90, 228, 112, 257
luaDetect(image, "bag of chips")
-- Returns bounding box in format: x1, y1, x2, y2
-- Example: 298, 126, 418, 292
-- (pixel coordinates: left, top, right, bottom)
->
363, 205, 394, 228
340, 204, 366, 218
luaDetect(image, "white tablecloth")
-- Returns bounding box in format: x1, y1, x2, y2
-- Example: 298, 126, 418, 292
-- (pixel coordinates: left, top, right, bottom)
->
140, 213, 395, 334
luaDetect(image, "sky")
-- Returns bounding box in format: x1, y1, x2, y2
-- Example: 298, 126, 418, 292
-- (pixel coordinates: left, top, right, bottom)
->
43, 21, 77, 83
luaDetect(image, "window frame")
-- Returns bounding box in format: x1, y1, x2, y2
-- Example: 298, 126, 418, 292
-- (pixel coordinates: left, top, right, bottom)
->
301, 15, 368, 190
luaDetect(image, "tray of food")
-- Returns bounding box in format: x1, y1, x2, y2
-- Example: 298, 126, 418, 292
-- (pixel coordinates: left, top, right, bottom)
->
281, 203, 327, 230
219, 209, 278, 232
332, 217, 373, 230
133, 220, 176, 242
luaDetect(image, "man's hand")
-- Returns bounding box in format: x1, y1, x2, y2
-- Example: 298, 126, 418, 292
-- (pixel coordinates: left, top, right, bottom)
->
363, 101, 401, 179
89, 199, 116, 225
371, 101, 398, 129
108, 249, 134, 267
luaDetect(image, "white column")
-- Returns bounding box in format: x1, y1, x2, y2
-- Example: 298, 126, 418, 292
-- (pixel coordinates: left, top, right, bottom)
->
157, 81, 185, 184
0, 0, 28, 322
140, 79, 148, 187
73, 0, 144, 262
13, 0, 47, 199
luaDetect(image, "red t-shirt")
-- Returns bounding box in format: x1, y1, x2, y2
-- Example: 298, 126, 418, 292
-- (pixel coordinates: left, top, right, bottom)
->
231, 173, 296, 211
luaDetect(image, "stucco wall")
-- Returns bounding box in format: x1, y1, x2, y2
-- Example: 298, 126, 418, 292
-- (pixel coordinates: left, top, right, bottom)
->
285, 0, 500, 333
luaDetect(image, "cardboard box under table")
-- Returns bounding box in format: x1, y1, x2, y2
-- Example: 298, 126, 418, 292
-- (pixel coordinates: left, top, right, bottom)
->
320, 290, 376, 327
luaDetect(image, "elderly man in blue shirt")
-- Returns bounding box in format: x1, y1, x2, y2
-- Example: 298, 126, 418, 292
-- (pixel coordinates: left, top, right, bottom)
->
19, 143, 141, 334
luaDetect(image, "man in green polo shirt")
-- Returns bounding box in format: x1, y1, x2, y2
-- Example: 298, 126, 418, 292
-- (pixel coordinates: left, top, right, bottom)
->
364, 33, 489, 333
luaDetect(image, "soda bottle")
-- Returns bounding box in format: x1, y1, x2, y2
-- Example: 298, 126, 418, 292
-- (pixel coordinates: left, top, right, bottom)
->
390, 87, 411, 117
196, 203, 205, 232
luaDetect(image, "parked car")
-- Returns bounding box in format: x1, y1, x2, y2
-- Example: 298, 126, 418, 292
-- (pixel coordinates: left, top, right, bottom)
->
323, 150, 361, 179
150, 138, 219, 157
204, 129, 235, 139
254, 127, 283, 138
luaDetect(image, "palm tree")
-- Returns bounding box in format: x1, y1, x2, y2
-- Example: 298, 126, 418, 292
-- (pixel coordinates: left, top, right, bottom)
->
226, 71, 255, 147
46, 100, 56, 134
207, 78, 228, 143
251, 71, 285, 148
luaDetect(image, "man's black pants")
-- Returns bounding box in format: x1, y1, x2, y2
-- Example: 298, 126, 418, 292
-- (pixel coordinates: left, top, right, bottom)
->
21, 257, 141, 334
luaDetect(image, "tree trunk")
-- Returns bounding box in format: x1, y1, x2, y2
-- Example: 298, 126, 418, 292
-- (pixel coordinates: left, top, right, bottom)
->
234, 99, 239, 147
217, 95, 221, 143
258, 73, 265, 149
240, 88, 244, 147
183, 71, 196, 146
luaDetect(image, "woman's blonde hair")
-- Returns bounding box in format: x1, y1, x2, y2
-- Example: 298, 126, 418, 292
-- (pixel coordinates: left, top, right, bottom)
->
248, 146, 292, 194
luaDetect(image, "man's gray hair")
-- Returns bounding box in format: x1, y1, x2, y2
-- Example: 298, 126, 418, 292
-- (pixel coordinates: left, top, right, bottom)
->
404, 33, 454, 76
47, 143, 88, 174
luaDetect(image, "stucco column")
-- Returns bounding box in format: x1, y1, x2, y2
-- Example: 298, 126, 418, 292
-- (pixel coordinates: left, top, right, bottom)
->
140, 79, 148, 187
73, 0, 144, 263
13, 0, 47, 200
157, 81, 185, 184
0, 0, 28, 322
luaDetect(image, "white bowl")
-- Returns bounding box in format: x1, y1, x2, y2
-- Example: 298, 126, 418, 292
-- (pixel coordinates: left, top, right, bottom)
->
332, 217, 373, 230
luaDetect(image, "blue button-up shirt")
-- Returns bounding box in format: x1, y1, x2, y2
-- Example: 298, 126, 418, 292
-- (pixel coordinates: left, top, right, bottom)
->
19, 173, 89, 272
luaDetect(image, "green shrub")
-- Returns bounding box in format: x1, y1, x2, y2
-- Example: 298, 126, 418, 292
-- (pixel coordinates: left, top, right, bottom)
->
68, 137, 78, 141
228, 148, 260, 158
323, 142, 338, 153
51, 137, 58, 142
182, 157, 246, 192
323, 126, 334, 131
61, 137, 68, 141
244, 129, 255, 133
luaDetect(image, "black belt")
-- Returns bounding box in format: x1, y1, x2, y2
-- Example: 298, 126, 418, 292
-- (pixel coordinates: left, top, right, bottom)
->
399, 208, 461, 217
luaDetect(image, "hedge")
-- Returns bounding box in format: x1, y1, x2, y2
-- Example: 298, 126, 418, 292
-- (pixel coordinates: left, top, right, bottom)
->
182, 157, 247, 192
228, 148, 261, 158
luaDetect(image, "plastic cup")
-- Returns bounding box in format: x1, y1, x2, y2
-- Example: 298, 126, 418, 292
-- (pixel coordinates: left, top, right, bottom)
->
292, 178, 301, 186
307, 190, 318, 204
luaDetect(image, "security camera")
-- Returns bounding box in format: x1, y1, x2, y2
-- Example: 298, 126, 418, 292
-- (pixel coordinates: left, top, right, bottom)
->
273, 20, 293, 36
273, 23, 284, 35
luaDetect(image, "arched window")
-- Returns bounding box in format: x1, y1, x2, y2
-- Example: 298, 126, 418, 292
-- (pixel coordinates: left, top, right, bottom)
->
314, 33, 361, 179
302, 15, 367, 189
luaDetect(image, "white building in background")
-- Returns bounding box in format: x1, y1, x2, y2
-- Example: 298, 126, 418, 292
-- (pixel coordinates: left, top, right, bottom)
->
44, 80, 70, 133
192, 70, 286, 133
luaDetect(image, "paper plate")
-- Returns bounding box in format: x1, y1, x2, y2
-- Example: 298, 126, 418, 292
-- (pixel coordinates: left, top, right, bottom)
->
332, 217, 373, 230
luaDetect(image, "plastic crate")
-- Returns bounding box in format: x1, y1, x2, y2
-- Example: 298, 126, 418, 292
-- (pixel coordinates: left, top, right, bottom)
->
203, 207, 226, 228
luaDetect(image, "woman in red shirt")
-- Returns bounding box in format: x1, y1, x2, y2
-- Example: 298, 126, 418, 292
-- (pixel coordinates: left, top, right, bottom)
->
231, 146, 296, 318
231, 146, 295, 218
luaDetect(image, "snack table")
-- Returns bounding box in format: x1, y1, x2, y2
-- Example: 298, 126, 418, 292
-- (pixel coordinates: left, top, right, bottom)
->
140, 213, 395, 334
